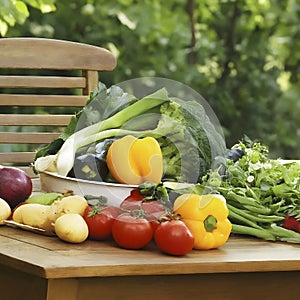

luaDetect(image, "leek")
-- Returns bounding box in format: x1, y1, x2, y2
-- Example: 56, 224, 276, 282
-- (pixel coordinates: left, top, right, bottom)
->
35, 89, 169, 176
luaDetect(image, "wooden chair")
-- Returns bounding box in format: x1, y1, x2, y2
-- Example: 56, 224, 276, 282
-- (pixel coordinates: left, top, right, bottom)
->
0, 37, 116, 178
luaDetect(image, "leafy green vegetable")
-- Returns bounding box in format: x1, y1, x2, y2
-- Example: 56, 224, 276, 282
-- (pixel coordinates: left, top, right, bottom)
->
35, 82, 137, 159
35, 86, 169, 176
157, 97, 225, 182
34, 82, 226, 183
77, 82, 137, 130
202, 137, 300, 243
146, 137, 300, 243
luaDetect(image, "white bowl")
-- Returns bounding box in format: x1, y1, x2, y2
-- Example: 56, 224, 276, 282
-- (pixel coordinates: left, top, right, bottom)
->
39, 171, 136, 207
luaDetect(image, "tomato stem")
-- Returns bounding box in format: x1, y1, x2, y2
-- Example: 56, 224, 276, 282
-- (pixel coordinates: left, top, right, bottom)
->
159, 212, 181, 223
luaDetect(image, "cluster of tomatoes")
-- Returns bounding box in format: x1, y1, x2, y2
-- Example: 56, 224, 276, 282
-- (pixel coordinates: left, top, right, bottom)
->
83, 189, 194, 256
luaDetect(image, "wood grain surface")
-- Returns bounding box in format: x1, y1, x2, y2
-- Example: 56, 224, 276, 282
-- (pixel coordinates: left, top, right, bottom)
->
0, 226, 299, 279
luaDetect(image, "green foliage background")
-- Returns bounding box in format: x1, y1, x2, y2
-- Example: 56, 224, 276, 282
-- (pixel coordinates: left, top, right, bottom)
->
3, 0, 300, 158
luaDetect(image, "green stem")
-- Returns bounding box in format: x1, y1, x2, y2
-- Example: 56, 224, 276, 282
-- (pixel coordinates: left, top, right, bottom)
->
76, 128, 149, 149
80, 95, 168, 136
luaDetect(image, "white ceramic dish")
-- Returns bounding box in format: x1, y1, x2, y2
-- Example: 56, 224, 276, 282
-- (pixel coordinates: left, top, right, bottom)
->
39, 171, 137, 207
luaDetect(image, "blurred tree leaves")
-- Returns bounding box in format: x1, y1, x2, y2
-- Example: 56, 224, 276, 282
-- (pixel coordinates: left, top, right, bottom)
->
3, 0, 300, 158
0, 0, 56, 36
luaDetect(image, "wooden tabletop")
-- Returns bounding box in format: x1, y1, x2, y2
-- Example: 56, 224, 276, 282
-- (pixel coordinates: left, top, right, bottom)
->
0, 225, 299, 280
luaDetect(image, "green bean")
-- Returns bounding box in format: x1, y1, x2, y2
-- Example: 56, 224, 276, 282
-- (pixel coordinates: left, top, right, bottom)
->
243, 204, 271, 214
228, 209, 262, 229
245, 185, 260, 201
256, 214, 284, 222
227, 200, 271, 215
227, 204, 283, 224
226, 191, 262, 208
267, 224, 300, 242
231, 224, 275, 241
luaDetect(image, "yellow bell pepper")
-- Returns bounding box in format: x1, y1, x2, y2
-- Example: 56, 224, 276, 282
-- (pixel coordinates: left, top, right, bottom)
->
106, 135, 163, 185
173, 193, 232, 250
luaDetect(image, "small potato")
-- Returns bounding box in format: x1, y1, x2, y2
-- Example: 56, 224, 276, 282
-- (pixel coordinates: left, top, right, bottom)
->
54, 213, 89, 243
13, 203, 53, 232
0, 198, 11, 224
12, 204, 26, 223
48, 195, 88, 222
59, 195, 88, 215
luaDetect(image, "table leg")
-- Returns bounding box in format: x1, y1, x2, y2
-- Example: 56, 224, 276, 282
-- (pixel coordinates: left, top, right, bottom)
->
46, 278, 78, 300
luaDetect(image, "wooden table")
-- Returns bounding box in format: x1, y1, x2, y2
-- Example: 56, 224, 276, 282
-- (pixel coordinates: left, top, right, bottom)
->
0, 226, 299, 300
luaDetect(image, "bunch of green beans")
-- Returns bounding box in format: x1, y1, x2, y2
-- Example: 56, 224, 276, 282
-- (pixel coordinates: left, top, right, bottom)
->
219, 188, 300, 243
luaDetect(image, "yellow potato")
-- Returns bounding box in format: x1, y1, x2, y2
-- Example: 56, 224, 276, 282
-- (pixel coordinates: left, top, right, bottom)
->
0, 198, 11, 224
11, 204, 25, 223
54, 213, 88, 243
48, 195, 88, 222
12, 203, 53, 232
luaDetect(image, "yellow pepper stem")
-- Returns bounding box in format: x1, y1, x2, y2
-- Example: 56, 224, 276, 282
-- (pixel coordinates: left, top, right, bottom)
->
203, 215, 217, 232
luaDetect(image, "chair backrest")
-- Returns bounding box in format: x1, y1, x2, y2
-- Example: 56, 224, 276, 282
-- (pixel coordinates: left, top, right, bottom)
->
0, 37, 116, 177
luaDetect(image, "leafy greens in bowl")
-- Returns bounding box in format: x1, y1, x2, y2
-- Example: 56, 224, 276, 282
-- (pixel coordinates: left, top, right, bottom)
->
34, 78, 227, 185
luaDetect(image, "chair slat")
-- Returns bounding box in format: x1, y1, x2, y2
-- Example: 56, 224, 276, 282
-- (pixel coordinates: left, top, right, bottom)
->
0, 152, 35, 163
0, 94, 87, 107
0, 38, 116, 70
0, 114, 72, 126
0, 76, 86, 88
0, 37, 116, 178
0, 132, 60, 143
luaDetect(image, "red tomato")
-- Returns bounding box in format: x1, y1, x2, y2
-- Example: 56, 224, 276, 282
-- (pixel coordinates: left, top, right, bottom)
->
154, 220, 194, 256
120, 189, 167, 217
145, 213, 160, 233
83, 205, 120, 240
112, 212, 153, 249
120, 189, 145, 210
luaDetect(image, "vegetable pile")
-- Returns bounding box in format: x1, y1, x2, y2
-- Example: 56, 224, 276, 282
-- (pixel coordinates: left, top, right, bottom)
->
200, 137, 300, 243
80, 186, 231, 255
0, 162, 231, 255
4, 185, 231, 255
30, 82, 300, 245
34, 82, 226, 184
12, 194, 88, 235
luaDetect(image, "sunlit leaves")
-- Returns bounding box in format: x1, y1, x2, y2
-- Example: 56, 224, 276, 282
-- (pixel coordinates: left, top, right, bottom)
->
2, 0, 300, 158
0, 0, 55, 36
